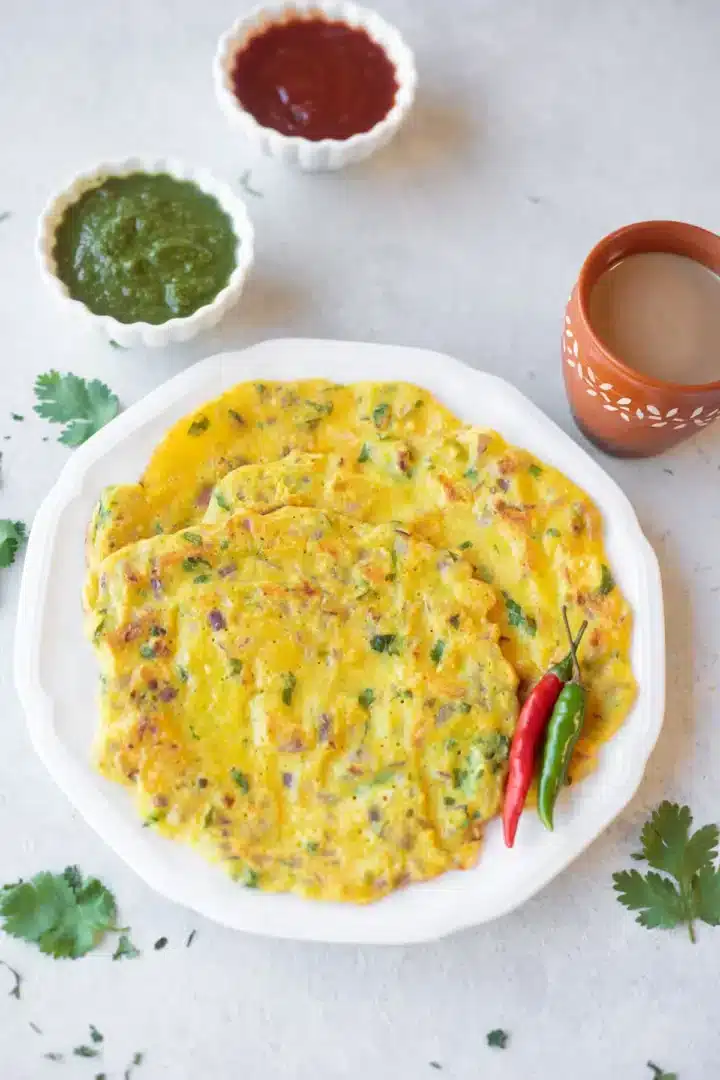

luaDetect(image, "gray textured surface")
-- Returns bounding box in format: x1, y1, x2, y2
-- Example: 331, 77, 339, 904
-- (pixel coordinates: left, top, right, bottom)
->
1, 1, 719, 1077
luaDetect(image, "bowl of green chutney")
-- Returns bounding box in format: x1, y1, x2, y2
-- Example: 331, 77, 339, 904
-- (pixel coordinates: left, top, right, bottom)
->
37, 158, 255, 347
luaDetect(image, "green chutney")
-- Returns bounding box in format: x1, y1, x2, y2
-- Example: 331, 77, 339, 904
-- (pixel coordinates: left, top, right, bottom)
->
53, 173, 238, 325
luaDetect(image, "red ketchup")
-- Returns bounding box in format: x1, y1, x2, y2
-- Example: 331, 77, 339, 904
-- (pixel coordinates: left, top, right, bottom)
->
231, 17, 398, 141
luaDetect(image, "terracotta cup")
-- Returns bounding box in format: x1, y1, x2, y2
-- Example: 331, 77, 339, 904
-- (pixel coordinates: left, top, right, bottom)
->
563, 220, 720, 456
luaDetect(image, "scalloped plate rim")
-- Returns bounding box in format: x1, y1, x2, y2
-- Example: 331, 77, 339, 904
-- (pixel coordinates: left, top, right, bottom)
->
13, 339, 665, 943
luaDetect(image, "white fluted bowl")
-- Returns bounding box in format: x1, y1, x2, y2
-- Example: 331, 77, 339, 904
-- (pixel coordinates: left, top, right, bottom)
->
37, 158, 255, 347
213, 1, 417, 171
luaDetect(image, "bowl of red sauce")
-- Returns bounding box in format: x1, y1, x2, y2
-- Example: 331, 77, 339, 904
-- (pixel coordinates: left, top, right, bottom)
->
213, 2, 417, 171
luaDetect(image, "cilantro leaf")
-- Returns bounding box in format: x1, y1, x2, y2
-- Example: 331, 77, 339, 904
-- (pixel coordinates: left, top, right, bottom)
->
113, 933, 140, 961
502, 592, 537, 636
639, 802, 693, 877
614, 801, 720, 942
430, 639, 446, 665
0, 520, 27, 569
598, 564, 615, 595
681, 824, 719, 881
230, 768, 250, 794
612, 870, 686, 930
486, 1029, 509, 1049
370, 633, 397, 654
281, 672, 297, 706
358, 688, 375, 710
0, 867, 118, 958
693, 866, 720, 926
641, 803, 718, 881
33, 371, 119, 446
187, 415, 209, 435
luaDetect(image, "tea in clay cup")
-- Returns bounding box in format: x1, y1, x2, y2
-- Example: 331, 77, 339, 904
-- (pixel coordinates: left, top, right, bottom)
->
562, 220, 720, 457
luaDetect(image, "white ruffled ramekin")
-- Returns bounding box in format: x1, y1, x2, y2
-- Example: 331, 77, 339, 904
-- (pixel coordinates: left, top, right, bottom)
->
213, 1, 417, 172
36, 158, 255, 348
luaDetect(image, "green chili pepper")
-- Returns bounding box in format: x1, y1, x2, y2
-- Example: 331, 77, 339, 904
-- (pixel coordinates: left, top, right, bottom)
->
537, 607, 587, 831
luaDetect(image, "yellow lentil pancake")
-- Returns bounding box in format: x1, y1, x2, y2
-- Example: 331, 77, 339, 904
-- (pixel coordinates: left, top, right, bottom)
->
89, 507, 517, 902
85, 380, 636, 900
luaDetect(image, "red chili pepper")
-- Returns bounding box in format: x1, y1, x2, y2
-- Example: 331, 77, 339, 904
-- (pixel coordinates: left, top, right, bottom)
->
502, 619, 587, 847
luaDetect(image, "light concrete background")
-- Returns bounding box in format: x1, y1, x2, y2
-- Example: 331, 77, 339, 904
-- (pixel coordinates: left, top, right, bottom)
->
1, 1, 718, 1077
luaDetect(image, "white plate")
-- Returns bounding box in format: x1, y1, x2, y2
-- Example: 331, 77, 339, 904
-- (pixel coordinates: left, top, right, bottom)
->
14, 340, 665, 944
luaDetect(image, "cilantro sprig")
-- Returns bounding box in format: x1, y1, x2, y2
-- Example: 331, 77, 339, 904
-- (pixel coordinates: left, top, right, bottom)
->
34, 371, 119, 447
613, 802, 720, 943
647, 1063, 677, 1080
0, 866, 120, 958
0, 520, 26, 569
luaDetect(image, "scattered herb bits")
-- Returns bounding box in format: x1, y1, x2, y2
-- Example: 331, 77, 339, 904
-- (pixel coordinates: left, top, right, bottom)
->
124, 1050, 145, 1078
0, 959, 22, 998
486, 1029, 509, 1049
74, 1045, 101, 1058
113, 934, 140, 961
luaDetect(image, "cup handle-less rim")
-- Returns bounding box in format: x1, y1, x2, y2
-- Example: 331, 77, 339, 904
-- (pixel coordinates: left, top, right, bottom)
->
575, 219, 720, 395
